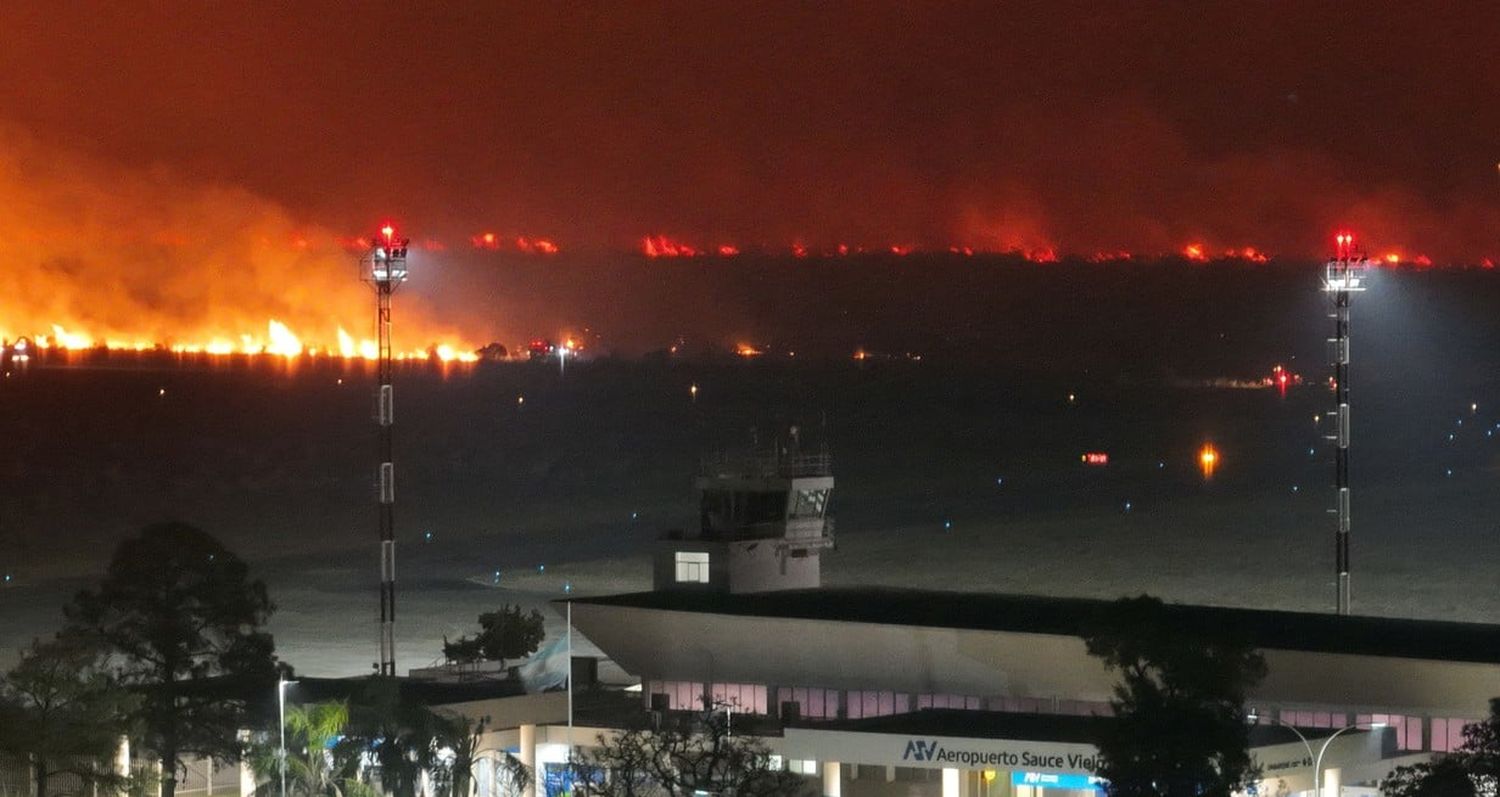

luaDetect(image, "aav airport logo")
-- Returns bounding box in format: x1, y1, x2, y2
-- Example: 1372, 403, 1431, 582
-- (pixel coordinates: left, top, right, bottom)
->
903, 740, 938, 762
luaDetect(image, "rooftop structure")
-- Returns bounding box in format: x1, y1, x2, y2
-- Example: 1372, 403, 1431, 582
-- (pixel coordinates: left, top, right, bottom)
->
655, 434, 835, 593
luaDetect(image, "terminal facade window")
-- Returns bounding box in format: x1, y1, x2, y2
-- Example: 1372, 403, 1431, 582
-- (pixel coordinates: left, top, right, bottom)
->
848, 690, 912, 719
660, 674, 1473, 754
647, 680, 706, 711
674, 551, 710, 583
1275, 709, 1451, 753
916, 693, 983, 711
712, 682, 769, 714
777, 687, 841, 720
1430, 717, 1476, 752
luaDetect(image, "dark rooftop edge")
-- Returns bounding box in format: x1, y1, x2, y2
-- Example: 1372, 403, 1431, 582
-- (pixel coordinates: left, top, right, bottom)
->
566, 587, 1500, 665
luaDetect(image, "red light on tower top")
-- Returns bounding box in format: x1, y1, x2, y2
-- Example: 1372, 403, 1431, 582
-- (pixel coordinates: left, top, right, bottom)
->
381, 224, 396, 242
1334, 232, 1355, 260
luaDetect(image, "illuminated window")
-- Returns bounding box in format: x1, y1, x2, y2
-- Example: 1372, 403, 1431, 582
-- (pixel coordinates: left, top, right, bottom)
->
791, 489, 829, 518
712, 683, 769, 714
647, 680, 706, 710
675, 551, 710, 583
777, 687, 841, 719
846, 690, 911, 719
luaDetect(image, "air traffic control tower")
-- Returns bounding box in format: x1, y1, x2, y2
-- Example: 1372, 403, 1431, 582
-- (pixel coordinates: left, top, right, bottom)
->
654, 436, 835, 593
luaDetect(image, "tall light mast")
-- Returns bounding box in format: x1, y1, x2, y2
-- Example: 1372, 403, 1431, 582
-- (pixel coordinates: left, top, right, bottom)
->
362, 224, 409, 675
1324, 233, 1367, 616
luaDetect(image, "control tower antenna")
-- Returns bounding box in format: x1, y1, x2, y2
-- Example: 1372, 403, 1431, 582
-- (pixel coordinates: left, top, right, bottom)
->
1323, 232, 1367, 616
362, 224, 410, 674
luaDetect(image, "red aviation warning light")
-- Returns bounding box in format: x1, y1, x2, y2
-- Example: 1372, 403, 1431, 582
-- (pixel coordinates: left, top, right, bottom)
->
381, 224, 396, 242
1335, 232, 1354, 260
1081, 452, 1110, 466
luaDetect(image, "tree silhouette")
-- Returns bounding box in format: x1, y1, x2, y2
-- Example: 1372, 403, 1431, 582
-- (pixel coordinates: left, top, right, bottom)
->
570, 701, 813, 796
0, 633, 137, 797
442, 605, 546, 664
1381, 698, 1500, 797
68, 523, 277, 797
1085, 595, 1266, 797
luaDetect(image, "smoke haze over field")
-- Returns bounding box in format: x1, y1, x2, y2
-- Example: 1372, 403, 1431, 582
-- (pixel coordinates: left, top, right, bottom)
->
0, 3, 1497, 261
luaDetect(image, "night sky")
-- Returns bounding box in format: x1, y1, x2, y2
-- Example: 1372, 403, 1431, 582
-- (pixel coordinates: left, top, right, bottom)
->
1, 3, 1496, 257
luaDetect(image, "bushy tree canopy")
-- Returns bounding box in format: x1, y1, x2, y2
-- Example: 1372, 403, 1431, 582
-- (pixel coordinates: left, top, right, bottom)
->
1382, 698, 1500, 797
0, 633, 137, 797
1085, 595, 1267, 797
442, 605, 545, 664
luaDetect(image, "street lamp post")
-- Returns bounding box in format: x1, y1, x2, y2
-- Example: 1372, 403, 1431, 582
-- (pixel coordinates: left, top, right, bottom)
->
1249, 710, 1384, 797
278, 678, 300, 797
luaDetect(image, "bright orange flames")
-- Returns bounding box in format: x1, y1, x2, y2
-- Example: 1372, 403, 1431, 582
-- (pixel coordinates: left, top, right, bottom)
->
15, 320, 479, 363
516, 236, 559, 254
734, 342, 764, 357
642, 235, 700, 257
472, 233, 559, 254
621, 236, 1490, 265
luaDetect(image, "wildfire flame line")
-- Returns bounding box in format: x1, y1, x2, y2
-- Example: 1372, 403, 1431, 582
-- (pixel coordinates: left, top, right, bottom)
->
10, 320, 478, 363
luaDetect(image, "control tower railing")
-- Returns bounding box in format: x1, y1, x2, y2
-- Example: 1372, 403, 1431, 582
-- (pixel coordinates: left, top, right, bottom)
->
699, 449, 832, 479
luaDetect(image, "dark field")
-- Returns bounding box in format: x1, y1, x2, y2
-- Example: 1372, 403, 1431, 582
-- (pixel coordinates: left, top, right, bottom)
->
3, 260, 1499, 674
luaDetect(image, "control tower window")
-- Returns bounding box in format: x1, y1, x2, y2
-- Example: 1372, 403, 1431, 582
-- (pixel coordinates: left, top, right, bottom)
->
791, 489, 829, 518
701, 490, 788, 533
675, 551, 710, 583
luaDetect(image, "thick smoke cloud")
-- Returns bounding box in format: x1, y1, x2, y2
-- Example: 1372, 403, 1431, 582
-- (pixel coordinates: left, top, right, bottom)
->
0, 3, 1496, 351
0, 126, 465, 350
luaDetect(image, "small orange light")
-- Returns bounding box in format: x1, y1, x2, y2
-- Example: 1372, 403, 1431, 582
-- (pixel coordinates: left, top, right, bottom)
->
1199, 444, 1219, 478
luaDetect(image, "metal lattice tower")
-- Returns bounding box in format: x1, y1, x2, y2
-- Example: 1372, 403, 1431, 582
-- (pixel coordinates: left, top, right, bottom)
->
1323, 233, 1366, 616
362, 225, 409, 675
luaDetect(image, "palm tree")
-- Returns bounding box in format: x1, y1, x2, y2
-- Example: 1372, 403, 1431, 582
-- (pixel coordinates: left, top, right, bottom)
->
250, 701, 372, 797
426, 713, 530, 797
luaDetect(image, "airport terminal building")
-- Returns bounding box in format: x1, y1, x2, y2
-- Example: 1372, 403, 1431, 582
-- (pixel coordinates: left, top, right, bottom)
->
443, 452, 1500, 797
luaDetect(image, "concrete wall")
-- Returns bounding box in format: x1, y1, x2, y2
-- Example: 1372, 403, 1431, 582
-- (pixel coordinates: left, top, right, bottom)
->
725, 539, 821, 593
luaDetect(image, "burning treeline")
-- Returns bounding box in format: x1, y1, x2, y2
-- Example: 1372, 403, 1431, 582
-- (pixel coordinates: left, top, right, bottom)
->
4, 115, 1499, 365
0, 127, 475, 361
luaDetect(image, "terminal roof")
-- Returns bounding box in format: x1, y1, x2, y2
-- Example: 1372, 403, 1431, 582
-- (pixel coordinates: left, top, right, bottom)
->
568, 587, 1500, 664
